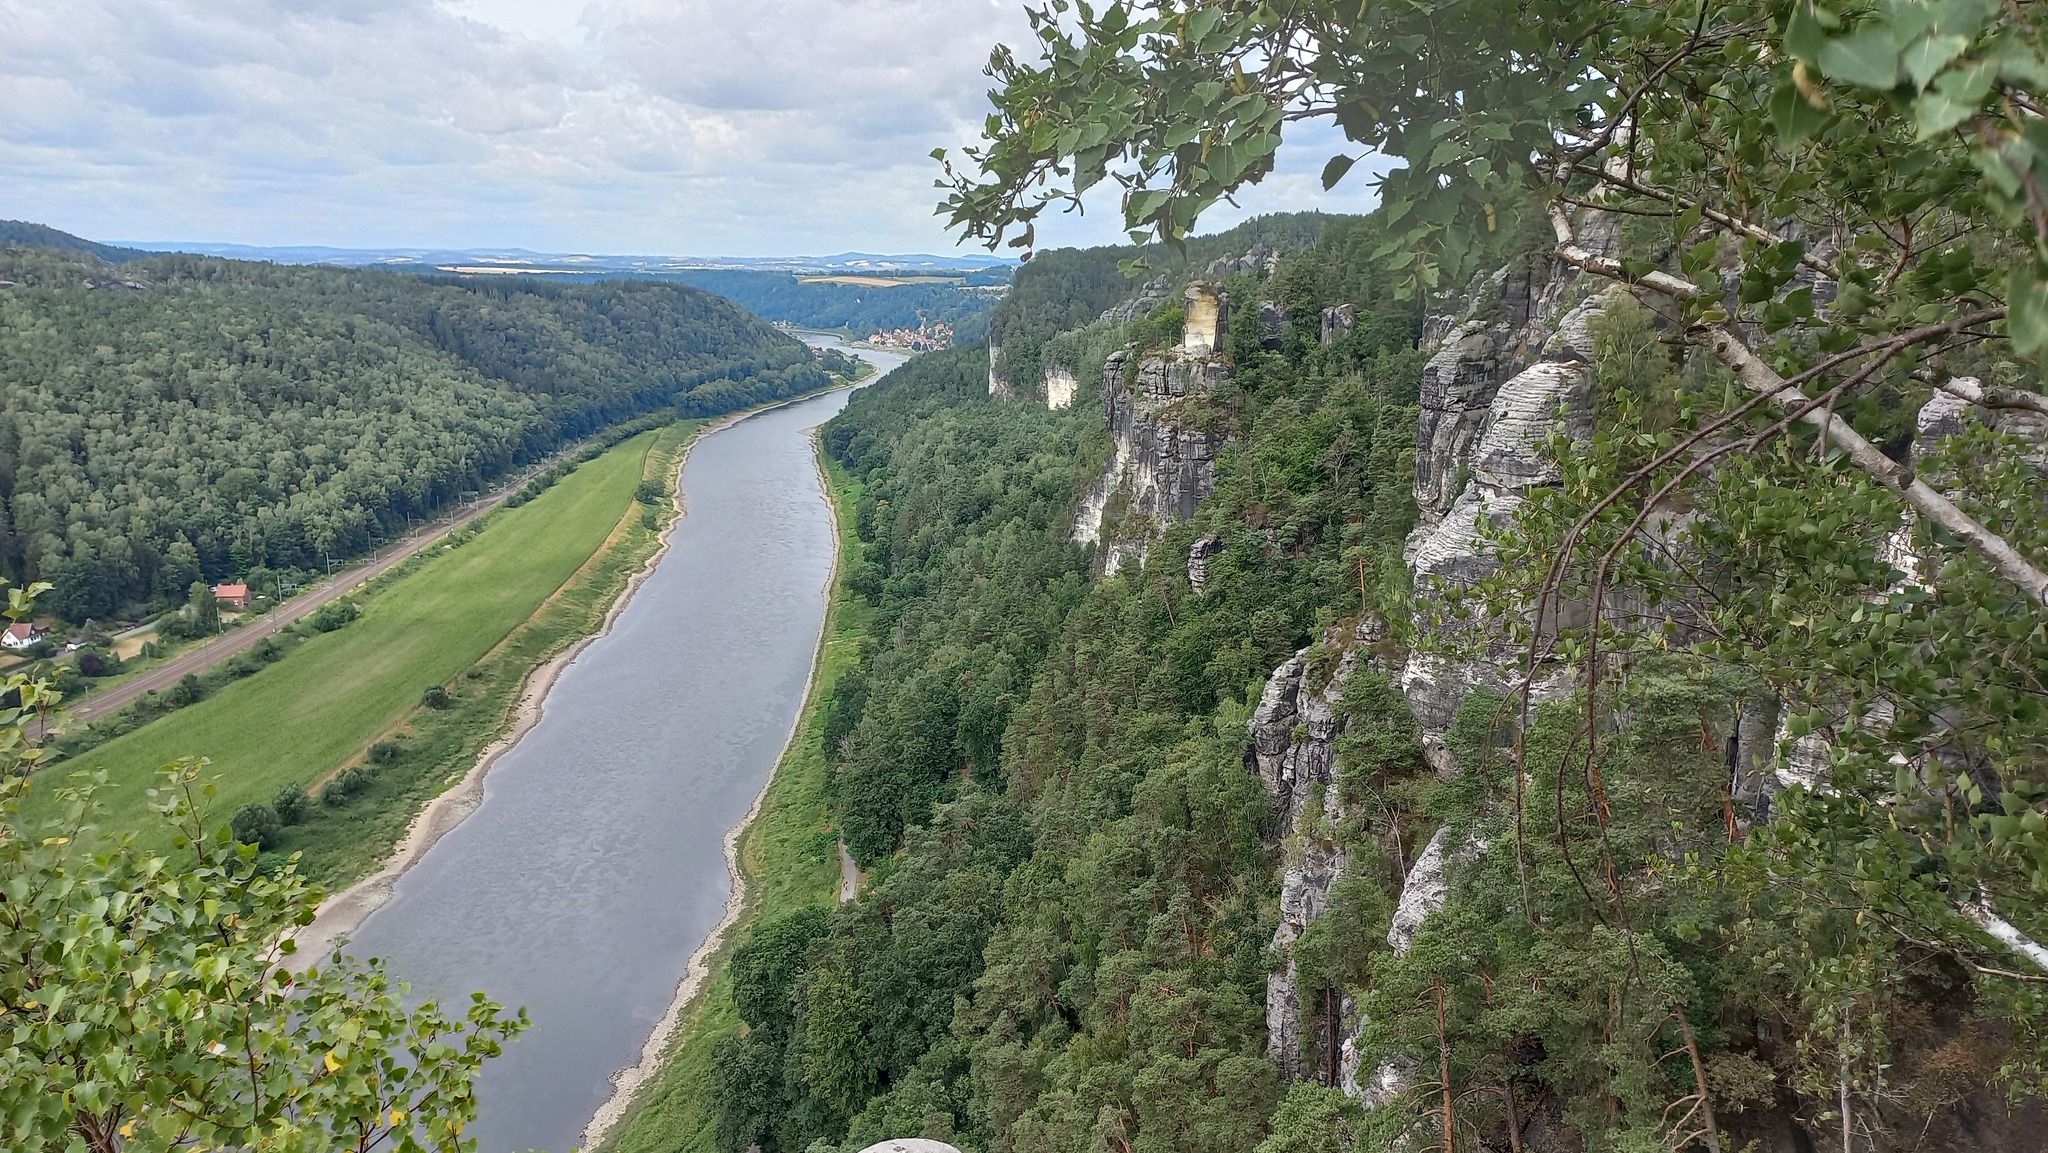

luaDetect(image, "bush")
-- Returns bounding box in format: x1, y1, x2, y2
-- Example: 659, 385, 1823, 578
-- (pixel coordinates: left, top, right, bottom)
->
323, 767, 369, 806
253, 637, 284, 663
309, 601, 359, 633
230, 803, 282, 849
167, 674, 207, 707
273, 782, 309, 825
634, 480, 667, 505
367, 741, 402, 765
420, 685, 451, 710
138, 641, 160, 659
75, 650, 109, 678
640, 509, 661, 532
23, 639, 57, 659
50, 665, 85, 697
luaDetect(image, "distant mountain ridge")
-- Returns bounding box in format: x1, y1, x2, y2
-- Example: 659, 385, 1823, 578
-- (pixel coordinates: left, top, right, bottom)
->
111, 240, 1016, 276
0, 220, 148, 264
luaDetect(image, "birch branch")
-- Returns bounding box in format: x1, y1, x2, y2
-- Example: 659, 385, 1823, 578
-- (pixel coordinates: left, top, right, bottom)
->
1547, 203, 2048, 606
1959, 890, 2048, 974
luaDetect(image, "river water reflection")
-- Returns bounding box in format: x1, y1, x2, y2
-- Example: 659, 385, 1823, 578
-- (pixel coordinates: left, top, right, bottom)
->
342, 338, 906, 1153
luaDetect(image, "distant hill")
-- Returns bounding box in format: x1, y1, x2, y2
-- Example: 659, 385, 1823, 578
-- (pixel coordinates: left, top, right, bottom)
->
0, 220, 148, 264
115, 240, 1018, 276
0, 241, 836, 622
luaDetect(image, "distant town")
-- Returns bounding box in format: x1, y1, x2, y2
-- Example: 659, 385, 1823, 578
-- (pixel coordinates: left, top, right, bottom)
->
858, 321, 954, 352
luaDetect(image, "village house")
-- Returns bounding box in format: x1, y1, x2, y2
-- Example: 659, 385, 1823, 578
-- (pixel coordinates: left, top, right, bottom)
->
2, 622, 47, 650
214, 583, 250, 609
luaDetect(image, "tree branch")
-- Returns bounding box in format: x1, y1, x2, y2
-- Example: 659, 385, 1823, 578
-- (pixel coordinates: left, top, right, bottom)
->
1696, 324, 2048, 606
1958, 890, 2048, 974
1930, 374, 2048, 417
1547, 202, 2048, 605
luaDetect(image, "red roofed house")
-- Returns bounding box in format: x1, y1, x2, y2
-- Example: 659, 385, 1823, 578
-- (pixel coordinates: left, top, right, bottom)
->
214, 583, 250, 609
2, 622, 46, 650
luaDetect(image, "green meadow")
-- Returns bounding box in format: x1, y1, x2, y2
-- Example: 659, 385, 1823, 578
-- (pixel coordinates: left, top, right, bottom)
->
31, 423, 695, 882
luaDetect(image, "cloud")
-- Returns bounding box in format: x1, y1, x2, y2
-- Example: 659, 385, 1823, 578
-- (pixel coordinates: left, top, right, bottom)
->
0, 0, 1382, 254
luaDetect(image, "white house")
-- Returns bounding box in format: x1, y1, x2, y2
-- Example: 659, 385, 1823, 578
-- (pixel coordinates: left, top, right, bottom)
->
2, 622, 47, 650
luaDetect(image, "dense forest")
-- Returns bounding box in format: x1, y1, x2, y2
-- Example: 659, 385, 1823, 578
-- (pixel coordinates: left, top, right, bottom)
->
633, 268, 1007, 345
710, 217, 1434, 1152
0, 236, 835, 622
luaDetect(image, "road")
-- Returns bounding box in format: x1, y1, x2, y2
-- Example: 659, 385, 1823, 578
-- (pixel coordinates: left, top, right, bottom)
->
69, 447, 586, 722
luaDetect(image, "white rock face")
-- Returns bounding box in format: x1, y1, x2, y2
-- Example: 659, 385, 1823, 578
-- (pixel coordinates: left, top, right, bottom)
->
1183, 281, 1228, 355
1044, 362, 1078, 410
987, 342, 1012, 400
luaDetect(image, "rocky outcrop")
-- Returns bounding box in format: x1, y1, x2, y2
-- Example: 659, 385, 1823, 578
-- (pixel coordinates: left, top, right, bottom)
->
1319, 304, 1355, 346
988, 342, 1013, 400
1099, 274, 1174, 326
1249, 621, 1377, 1080
1188, 534, 1223, 594
1207, 244, 1283, 279
1183, 282, 1228, 356
1044, 358, 1078, 411
1260, 301, 1287, 350
1077, 344, 1233, 572
1253, 240, 1622, 1101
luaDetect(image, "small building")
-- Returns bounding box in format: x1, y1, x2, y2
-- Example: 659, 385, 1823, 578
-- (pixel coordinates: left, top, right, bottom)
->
1, 622, 46, 650
214, 583, 251, 609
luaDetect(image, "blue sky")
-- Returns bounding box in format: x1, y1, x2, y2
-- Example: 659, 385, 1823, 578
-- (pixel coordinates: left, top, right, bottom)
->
0, 0, 1384, 256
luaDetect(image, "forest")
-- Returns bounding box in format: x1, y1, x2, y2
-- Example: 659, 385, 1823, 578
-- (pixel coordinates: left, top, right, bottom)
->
709, 216, 1433, 1152
638, 268, 1007, 345
0, 236, 834, 621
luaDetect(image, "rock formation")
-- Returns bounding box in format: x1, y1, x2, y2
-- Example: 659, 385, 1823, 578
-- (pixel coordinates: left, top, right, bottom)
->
987, 342, 1013, 400
1182, 282, 1228, 356
1075, 341, 1233, 572
1043, 357, 1078, 411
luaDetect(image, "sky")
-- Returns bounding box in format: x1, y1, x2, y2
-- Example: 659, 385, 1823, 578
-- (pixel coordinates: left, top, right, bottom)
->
0, 0, 1383, 257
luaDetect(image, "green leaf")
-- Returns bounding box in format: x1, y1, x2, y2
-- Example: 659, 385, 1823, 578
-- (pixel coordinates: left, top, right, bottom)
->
1321, 154, 1358, 190
1785, 2, 1828, 60
1901, 34, 1970, 90
1818, 28, 1904, 90
1771, 82, 1832, 146
1913, 89, 1976, 139
2009, 262, 2048, 358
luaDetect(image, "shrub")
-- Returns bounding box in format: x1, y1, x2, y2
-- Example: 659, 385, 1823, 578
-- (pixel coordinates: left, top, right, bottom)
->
75, 650, 108, 678
230, 803, 282, 849
367, 741, 402, 765
253, 637, 284, 663
640, 509, 661, 532
167, 674, 207, 707
138, 641, 160, 659
420, 685, 450, 710
273, 782, 309, 825
634, 480, 666, 505
323, 767, 369, 806
309, 601, 360, 633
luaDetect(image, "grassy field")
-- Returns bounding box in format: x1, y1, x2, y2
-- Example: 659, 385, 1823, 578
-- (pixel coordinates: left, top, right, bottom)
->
29, 422, 699, 882
600, 449, 868, 1153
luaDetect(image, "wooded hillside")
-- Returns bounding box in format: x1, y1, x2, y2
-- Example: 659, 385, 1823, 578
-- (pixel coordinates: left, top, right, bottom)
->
0, 240, 831, 621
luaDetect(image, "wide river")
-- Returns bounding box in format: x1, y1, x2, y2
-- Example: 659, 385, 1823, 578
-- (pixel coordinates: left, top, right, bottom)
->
341, 337, 908, 1153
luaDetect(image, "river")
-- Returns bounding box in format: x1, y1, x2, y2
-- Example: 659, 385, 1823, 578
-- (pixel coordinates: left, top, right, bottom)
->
338, 336, 908, 1153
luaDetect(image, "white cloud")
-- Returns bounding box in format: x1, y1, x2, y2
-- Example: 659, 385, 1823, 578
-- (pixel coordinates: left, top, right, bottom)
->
0, 0, 1383, 254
